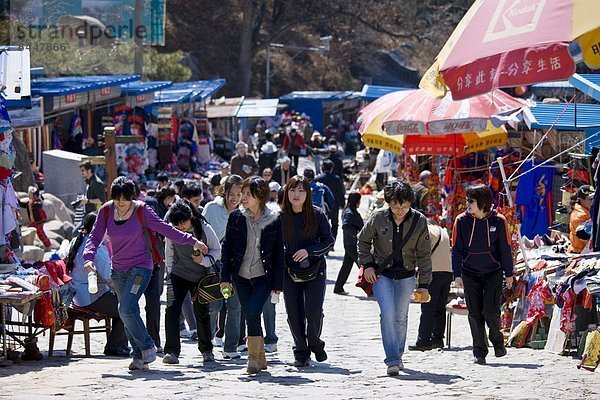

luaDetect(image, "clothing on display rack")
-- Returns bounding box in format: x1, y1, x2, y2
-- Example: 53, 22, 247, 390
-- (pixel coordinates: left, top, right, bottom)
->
516, 160, 555, 238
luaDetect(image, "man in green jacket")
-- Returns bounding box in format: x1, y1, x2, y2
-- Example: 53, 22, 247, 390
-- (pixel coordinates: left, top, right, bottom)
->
357, 180, 431, 376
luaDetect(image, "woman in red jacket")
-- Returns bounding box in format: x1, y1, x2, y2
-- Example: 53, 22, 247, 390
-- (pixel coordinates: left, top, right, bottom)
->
282, 126, 307, 169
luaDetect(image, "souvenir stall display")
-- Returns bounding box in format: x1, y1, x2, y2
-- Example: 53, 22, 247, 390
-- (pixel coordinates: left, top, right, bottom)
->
501, 244, 600, 372
0, 112, 70, 365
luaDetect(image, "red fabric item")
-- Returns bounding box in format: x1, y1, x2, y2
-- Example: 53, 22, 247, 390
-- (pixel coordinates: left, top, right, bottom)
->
560, 288, 577, 333
526, 276, 552, 324
30, 222, 51, 248
282, 133, 306, 152
34, 292, 55, 327
43, 259, 73, 286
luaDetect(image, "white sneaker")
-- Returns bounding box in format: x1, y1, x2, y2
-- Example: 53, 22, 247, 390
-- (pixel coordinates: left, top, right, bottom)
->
162, 353, 180, 364
237, 344, 248, 352
222, 351, 241, 360
142, 346, 157, 364
264, 343, 278, 353
212, 337, 223, 347
129, 359, 149, 370
180, 329, 192, 339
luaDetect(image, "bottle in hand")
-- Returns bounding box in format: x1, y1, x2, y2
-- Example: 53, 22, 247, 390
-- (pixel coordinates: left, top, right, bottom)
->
88, 271, 98, 294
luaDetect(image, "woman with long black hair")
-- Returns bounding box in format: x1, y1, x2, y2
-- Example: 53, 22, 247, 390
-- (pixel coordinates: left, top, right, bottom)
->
281, 175, 334, 367
220, 176, 284, 374
66, 212, 129, 356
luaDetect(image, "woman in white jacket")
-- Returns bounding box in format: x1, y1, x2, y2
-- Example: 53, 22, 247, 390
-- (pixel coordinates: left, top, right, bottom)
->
202, 174, 244, 358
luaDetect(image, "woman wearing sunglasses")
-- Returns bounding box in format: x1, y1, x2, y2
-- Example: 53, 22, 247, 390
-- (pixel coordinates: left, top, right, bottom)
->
452, 184, 514, 366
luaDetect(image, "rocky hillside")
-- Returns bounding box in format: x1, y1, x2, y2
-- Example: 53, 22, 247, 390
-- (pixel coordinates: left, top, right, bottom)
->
162, 0, 470, 97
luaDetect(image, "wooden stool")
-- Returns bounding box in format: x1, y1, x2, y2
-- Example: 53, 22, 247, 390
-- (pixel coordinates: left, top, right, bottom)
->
48, 306, 111, 357
445, 304, 469, 348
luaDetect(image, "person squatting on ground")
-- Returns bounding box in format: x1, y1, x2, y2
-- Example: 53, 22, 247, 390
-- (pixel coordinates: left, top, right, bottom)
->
334, 191, 363, 295
203, 175, 244, 359
83, 177, 207, 370
281, 175, 335, 367
220, 177, 284, 374
162, 201, 221, 365
409, 219, 453, 351
452, 184, 513, 365
357, 180, 432, 376
66, 212, 129, 357
19, 186, 51, 248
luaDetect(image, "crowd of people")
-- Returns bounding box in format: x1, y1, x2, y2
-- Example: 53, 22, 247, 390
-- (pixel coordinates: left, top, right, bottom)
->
65, 138, 516, 377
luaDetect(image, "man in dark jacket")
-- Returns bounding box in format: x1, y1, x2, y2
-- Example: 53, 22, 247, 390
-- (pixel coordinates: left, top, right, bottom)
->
79, 160, 107, 215
272, 157, 297, 186
325, 145, 344, 180
452, 184, 513, 365
230, 142, 258, 179
315, 159, 345, 241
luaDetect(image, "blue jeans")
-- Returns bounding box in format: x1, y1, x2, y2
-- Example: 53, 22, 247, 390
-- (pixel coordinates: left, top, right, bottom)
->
111, 267, 155, 360
262, 299, 278, 345
209, 292, 241, 353
235, 276, 271, 337
373, 274, 416, 366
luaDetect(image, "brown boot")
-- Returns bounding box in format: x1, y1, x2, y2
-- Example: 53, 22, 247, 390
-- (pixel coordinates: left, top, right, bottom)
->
257, 337, 267, 370
246, 336, 261, 374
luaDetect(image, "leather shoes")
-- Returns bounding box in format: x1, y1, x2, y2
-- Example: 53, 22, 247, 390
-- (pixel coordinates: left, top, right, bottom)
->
293, 358, 310, 367
431, 340, 444, 349
494, 346, 507, 357
473, 356, 486, 365
314, 348, 328, 362
104, 347, 130, 357
408, 344, 432, 351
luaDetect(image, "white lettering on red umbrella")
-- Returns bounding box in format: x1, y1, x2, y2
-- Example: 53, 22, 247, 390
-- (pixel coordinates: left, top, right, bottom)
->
443, 43, 575, 100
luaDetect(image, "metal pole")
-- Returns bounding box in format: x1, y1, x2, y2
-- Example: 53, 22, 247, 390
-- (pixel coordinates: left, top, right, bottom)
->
265, 46, 271, 98
134, 0, 144, 75
497, 156, 530, 272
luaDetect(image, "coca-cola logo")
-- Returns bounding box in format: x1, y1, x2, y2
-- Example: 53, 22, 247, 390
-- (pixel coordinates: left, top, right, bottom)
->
483, 0, 547, 43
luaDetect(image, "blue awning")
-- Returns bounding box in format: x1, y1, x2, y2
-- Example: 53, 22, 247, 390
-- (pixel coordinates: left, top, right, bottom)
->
237, 99, 279, 118
360, 84, 412, 101
121, 81, 172, 96
523, 103, 600, 130
154, 79, 226, 105
31, 75, 140, 96
569, 73, 600, 102
280, 91, 361, 102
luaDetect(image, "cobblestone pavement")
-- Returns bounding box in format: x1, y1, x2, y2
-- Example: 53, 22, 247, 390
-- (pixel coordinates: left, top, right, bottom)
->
1, 236, 599, 400
1, 163, 599, 399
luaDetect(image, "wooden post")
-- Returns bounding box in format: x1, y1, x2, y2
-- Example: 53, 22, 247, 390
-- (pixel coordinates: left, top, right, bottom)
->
104, 127, 116, 193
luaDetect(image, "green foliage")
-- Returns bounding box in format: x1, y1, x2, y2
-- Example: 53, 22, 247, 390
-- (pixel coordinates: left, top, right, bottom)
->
146, 50, 192, 82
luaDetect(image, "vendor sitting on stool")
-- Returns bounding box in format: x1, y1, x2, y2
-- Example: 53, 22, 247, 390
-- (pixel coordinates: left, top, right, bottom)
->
66, 212, 130, 357
568, 185, 594, 253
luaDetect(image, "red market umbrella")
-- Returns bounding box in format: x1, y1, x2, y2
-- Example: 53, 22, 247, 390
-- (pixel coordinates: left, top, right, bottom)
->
420, 0, 600, 100
361, 122, 508, 157
381, 89, 528, 135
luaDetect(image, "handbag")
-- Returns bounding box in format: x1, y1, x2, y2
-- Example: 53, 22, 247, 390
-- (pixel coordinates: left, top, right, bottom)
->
196, 255, 226, 304
356, 214, 419, 295
287, 255, 323, 283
